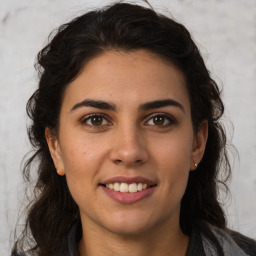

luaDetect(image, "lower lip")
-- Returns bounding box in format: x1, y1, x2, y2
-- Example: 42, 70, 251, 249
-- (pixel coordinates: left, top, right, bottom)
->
101, 186, 156, 204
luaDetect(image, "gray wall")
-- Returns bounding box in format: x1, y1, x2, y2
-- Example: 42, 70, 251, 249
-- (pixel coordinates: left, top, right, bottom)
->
1, 0, 255, 254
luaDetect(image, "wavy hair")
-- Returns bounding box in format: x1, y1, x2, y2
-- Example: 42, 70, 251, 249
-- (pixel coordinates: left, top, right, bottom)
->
13, 2, 231, 255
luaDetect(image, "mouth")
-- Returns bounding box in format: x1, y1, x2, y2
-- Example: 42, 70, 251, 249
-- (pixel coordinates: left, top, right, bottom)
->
100, 182, 157, 193
100, 176, 157, 203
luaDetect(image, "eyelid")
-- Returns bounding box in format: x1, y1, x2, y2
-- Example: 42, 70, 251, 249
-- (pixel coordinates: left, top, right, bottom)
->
80, 113, 112, 126
144, 112, 177, 126
79, 112, 177, 128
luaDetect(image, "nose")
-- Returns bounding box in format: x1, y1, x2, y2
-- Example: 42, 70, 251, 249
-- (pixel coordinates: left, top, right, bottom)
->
109, 127, 149, 166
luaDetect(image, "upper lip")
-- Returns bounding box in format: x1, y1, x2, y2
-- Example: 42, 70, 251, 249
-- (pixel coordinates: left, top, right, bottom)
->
101, 176, 156, 186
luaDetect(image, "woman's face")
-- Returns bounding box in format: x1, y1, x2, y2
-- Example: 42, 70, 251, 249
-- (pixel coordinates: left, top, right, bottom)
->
47, 50, 207, 236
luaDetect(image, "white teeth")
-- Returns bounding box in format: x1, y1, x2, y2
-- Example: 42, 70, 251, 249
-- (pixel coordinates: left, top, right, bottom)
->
129, 183, 137, 193
120, 183, 129, 193
114, 182, 120, 191
105, 182, 150, 193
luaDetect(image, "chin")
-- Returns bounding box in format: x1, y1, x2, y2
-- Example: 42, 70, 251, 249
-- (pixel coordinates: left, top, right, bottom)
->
106, 223, 151, 237
101, 211, 160, 237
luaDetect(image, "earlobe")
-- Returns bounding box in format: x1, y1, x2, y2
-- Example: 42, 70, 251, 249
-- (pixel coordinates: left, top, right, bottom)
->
190, 120, 208, 171
45, 127, 65, 175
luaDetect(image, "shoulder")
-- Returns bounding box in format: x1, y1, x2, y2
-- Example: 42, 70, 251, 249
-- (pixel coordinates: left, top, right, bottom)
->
198, 222, 256, 256
208, 223, 256, 256
228, 229, 256, 256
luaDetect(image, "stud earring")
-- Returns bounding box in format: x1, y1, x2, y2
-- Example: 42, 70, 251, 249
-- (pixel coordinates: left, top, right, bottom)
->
57, 169, 65, 176
194, 162, 198, 168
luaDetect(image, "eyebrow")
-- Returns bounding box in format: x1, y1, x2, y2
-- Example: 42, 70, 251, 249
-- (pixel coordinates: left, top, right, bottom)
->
70, 99, 116, 112
70, 99, 184, 113
139, 99, 185, 113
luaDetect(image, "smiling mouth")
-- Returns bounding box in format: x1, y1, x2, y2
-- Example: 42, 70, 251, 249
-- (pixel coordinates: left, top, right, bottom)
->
100, 182, 157, 193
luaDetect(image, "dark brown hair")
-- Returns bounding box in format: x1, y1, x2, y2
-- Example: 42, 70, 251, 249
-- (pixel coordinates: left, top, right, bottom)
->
13, 2, 231, 255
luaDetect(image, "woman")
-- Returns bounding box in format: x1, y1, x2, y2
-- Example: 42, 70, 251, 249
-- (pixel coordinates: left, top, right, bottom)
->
12, 2, 256, 256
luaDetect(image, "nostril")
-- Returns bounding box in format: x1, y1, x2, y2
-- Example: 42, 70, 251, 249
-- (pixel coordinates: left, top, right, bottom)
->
109, 142, 149, 165
114, 159, 122, 164
113, 159, 143, 165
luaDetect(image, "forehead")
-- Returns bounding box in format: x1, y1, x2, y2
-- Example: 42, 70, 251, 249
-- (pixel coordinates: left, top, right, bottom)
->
62, 50, 190, 112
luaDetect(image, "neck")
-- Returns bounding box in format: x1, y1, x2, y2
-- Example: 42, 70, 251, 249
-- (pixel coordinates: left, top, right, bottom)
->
78, 218, 189, 256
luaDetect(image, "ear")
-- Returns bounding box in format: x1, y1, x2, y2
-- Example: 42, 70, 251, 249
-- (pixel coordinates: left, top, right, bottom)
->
190, 120, 208, 171
45, 127, 65, 175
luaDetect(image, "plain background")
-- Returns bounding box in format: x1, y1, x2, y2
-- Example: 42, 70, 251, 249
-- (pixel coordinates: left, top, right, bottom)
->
0, 0, 255, 254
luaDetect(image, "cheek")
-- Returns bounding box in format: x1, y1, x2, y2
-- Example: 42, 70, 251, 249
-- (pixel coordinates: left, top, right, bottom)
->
61, 139, 102, 171
62, 143, 103, 210
151, 132, 193, 198
60, 141, 103, 192
152, 133, 193, 171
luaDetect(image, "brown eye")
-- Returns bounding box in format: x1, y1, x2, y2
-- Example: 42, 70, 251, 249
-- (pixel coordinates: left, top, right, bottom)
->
146, 114, 176, 127
152, 116, 165, 126
90, 116, 104, 125
82, 114, 109, 127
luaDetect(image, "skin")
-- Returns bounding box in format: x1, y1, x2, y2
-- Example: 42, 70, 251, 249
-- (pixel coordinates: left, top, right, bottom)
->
46, 50, 208, 256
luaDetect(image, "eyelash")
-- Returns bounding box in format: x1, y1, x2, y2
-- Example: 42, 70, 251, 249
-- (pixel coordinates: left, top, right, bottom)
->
80, 114, 111, 128
80, 113, 177, 128
145, 113, 177, 127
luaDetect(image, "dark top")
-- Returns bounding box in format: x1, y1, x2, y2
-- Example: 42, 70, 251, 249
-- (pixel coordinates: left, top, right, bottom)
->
65, 223, 256, 256
12, 222, 256, 255
186, 226, 256, 256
